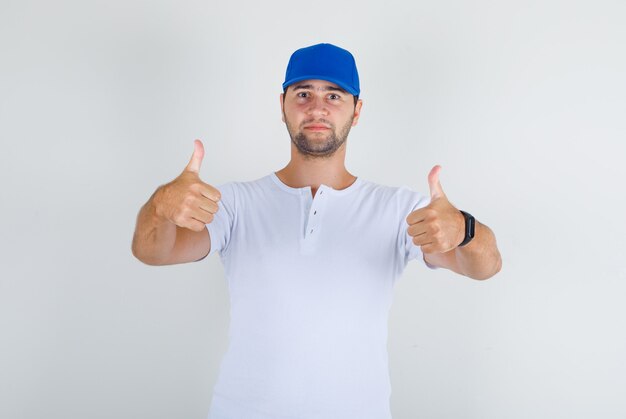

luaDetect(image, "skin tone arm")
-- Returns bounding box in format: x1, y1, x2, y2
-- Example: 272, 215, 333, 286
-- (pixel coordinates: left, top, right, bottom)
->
131, 140, 221, 266
406, 165, 502, 280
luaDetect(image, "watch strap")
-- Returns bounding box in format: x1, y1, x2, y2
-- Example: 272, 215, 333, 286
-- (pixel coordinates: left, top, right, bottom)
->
458, 210, 475, 247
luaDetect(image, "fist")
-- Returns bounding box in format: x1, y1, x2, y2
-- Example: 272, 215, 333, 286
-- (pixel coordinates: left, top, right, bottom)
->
153, 139, 221, 232
406, 165, 465, 254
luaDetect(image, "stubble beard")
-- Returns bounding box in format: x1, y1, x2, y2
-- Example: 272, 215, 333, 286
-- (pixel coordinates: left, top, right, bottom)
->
284, 114, 354, 160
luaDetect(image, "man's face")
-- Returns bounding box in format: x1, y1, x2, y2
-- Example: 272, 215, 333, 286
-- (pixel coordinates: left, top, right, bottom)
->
280, 79, 362, 159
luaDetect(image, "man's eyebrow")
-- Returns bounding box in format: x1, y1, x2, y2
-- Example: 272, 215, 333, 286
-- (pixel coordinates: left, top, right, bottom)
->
292, 84, 348, 94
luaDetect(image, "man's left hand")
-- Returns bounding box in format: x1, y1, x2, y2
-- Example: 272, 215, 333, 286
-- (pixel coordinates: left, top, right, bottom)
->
406, 165, 465, 254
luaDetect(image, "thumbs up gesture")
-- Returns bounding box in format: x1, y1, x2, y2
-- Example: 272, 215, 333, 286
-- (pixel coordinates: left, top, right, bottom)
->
153, 139, 221, 232
406, 165, 465, 254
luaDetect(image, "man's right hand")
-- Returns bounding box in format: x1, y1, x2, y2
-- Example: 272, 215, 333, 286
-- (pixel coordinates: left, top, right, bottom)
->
153, 139, 221, 232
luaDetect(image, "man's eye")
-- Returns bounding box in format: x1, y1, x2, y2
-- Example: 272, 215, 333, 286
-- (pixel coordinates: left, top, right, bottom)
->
297, 92, 308, 98
329, 94, 340, 100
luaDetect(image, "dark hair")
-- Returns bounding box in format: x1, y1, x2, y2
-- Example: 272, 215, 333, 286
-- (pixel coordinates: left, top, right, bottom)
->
283, 87, 359, 107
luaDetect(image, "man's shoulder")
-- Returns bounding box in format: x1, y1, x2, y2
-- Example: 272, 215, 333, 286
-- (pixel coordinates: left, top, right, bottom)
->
359, 178, 430, 213
208, 174, 271, 209
214, 174, 272, 191
359, 177, 423, 198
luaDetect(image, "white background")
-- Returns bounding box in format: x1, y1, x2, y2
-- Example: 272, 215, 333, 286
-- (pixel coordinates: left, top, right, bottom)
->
1, 0, 625, 418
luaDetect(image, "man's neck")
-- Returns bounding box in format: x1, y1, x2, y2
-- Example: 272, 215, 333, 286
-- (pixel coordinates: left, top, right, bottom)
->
275, 148, 357, 196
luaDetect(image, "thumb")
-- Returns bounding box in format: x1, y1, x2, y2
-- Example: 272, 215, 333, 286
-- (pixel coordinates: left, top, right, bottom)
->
428, 165, 445, 200
185, 139, 204, 173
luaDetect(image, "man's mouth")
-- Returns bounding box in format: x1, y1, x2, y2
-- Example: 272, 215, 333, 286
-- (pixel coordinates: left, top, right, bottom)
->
304, 125, 331, 131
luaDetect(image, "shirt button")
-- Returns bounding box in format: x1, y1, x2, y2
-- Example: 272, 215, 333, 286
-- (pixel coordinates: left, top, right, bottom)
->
313, 210, 317, 215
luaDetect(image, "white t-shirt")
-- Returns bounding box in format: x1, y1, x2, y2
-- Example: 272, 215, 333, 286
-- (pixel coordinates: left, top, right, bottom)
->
206, 172, 434, 419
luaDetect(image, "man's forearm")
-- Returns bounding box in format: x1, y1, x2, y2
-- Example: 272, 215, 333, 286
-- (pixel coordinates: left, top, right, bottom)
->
454, 220, 502, 280
131, 189, 177, 265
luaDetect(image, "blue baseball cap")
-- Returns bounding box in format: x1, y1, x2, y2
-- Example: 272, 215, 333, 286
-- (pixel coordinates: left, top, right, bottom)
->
282, 43, 360, 97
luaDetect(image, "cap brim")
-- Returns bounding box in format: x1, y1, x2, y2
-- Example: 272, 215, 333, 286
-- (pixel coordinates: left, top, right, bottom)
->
282, 75, 359, 96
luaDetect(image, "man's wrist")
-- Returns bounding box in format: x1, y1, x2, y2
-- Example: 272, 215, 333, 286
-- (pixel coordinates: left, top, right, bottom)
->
147, 186, 170, 223
458, 210, 475, 247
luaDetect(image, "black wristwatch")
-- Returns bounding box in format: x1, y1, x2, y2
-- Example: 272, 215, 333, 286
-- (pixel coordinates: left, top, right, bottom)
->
458, 210, 475, 247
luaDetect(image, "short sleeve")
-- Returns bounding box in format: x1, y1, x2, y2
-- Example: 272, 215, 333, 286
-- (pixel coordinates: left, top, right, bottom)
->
398, 187, 439, 270
206, 182, 236, 258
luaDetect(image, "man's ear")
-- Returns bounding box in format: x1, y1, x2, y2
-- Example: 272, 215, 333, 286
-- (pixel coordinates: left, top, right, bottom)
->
352, 98, 363, 127
280, 93, 285, 122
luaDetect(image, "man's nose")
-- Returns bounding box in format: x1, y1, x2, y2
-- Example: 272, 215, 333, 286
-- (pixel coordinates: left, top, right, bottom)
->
306, 95, 329, 116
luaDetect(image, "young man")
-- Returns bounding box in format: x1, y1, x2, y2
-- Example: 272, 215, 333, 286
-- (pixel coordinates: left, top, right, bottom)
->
132, 43, 501, 419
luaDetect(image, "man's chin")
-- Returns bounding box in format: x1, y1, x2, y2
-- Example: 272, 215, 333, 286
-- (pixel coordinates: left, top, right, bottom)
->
295, 141, 337, 157
299, 148, 337, 158
291, 130, 345, 157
